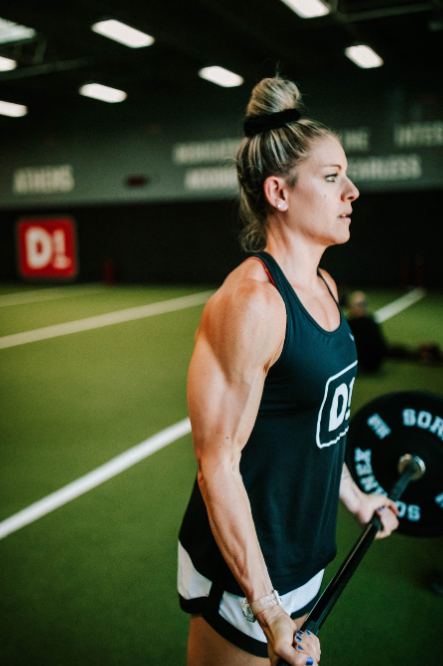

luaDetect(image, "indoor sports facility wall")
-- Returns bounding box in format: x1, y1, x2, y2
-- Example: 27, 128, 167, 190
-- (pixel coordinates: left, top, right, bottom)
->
0, 187, 441, 288
0, 69, 442, 208
0, 67, 442, 288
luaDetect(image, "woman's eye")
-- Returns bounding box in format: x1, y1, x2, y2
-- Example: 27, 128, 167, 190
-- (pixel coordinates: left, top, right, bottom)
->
326, 173, 338, 182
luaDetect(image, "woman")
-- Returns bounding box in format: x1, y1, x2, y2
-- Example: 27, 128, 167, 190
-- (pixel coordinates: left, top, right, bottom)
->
178, 76, 399, 666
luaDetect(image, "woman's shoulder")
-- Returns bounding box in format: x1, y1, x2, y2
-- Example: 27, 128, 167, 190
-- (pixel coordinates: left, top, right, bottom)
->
211, 257, 283, 316
198, 258, 285, 352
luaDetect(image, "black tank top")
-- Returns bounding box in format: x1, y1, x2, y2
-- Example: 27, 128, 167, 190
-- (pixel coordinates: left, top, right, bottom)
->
179, 251, 358, 596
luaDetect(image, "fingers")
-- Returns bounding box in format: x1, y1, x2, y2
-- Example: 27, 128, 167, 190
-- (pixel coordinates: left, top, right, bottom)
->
273, 649, 319, 666
273, 629, 320, 666
371, 495, 399, 517
375, 505, 399, 538
384, 498, 400, 515
264, 608, 320, 666
293, 629, 321, 663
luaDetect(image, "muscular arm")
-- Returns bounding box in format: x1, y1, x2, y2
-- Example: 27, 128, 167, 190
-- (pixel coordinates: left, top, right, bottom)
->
188, 277, 284, 601
188, 266, 322, 665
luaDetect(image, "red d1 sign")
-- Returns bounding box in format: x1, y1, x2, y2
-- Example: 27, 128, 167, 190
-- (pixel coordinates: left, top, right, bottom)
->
17, 218, 78, 279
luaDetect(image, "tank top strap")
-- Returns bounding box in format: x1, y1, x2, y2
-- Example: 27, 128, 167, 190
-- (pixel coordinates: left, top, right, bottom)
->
249, 252, 339, 307
317, 268, 339, 305
245, 251, 292, 304
246, 255, 277, 289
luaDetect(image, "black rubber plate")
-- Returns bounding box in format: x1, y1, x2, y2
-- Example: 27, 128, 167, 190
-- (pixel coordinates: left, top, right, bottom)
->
346, 391, 443, 537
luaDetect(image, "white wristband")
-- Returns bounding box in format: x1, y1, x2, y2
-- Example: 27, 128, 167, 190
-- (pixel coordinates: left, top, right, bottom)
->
241, 590, 282, 623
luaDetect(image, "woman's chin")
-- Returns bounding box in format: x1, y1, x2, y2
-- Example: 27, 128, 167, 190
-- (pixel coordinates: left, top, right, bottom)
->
337, 226, 351, 244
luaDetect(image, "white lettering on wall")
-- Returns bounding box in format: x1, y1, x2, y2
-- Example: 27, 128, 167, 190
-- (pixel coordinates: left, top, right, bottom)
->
338, 128, 370, 152
13, 165, 74, 195
347, 154, 422, 181
173, 139, 242, 165
26, 227, 53, 268
184, 166, 238, 191
394, 121, 443, 148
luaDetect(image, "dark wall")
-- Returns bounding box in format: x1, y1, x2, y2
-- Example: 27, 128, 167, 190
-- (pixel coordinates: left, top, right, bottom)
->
321, 189, 443, 291
1, 67, 443, 209
1, 189, 442, 288
0, 199, 244, 285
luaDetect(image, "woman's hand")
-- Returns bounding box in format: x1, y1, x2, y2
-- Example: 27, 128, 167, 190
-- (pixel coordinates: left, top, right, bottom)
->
354, 492, 399, 538
339, 464, 399, 538
257, 605, 321, 666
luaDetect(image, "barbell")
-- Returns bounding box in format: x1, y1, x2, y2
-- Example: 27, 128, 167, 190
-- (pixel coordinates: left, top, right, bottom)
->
278, 390, 443, 664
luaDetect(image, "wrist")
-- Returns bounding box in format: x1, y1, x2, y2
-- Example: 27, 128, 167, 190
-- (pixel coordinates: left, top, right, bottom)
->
241, 590, 282, 623
254, 600, 289, 628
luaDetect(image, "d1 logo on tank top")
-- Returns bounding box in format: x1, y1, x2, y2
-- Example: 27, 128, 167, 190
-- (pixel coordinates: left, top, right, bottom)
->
316, 361, 358, 448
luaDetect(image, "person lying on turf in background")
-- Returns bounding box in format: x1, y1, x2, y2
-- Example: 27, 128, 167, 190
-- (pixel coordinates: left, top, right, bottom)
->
346, 290, 443, 372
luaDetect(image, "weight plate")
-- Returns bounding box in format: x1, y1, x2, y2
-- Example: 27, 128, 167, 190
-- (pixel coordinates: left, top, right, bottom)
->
346, 391, 443, 537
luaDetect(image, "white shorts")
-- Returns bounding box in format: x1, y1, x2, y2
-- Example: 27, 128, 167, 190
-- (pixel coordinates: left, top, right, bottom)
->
178, 541, 324, 658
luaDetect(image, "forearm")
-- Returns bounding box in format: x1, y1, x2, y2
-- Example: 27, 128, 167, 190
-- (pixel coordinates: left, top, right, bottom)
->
198, 455, 273, 602
339, 463, 365, 515
340, 464, 400, 536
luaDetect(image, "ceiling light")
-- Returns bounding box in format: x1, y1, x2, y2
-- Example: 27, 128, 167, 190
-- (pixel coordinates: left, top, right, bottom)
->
79, 83, 127, 103
91, 19, 154, 48
198, 66, 243, 88
0, 17, 36, 44
0, 100, 27, 117
0, 55, 16, 71
280, 0, 330, 19
345, 45, 383, 68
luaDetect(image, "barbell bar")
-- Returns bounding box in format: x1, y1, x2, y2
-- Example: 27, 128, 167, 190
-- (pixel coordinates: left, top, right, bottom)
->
278, 390, 443, 664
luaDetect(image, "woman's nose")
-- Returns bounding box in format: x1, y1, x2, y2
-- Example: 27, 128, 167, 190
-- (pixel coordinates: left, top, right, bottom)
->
345, 178, 360, 202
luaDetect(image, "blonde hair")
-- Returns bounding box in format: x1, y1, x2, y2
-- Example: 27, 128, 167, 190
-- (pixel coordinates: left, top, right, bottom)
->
236, 76, 335, 253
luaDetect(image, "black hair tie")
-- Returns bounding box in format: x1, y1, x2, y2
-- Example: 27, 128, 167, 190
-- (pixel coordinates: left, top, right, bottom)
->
244, 108, 301, 138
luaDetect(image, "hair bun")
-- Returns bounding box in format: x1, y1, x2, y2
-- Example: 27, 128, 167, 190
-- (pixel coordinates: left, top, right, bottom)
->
246, 76, 301, 118
237, 75, 333, 253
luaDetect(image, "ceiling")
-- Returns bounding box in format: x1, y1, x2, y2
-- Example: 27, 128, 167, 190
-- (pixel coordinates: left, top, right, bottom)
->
0, 0, 442, 120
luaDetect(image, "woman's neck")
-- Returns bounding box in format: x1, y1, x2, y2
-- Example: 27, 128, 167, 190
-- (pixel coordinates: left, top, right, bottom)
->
265, 227, 327, 291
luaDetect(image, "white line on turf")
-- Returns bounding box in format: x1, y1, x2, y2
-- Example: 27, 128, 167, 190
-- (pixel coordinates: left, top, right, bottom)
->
374, 288, 425, 323
0, 290, 214, 350
0, 418, 191, 541
0, 287, 426, 541
0, 284, 103, 307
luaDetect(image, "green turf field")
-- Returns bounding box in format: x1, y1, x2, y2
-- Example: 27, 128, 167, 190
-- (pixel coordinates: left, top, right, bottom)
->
0, 284, 442, 665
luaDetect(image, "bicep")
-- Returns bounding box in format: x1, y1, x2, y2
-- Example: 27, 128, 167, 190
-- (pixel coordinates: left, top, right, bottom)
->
187, 335, 265, 469
187, 285, 283, 468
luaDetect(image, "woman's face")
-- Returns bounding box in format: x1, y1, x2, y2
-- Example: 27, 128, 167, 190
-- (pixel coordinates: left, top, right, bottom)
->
282, 135, 360, 246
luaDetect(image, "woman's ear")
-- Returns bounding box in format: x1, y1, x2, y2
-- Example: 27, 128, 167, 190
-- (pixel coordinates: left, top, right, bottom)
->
263, 175, 288, 212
